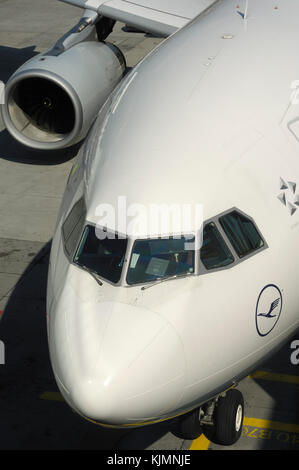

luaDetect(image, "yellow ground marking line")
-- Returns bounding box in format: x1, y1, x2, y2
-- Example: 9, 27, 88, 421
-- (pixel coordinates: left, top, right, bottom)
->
243, 417, 299, 434
250, 370, 299, 385
40, 391, 64, 402
190, 418, 299, 450
189, 434, 210, 450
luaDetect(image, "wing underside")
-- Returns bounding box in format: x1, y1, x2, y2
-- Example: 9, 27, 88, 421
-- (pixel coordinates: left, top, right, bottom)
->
59, 0, 218, 36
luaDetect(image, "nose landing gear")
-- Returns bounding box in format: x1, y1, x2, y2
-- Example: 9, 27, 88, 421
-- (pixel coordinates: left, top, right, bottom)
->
213, 389, 244, 445
173, 388, 244, 446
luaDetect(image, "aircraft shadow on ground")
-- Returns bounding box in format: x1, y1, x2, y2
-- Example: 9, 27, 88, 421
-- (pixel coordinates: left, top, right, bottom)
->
249, 341, 299, 450
0, 45, 38, 84
0, 243, 174, 449
0, 128, 81, 165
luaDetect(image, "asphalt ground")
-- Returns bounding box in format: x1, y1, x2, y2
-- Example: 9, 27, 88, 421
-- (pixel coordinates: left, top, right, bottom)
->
0, 0, 298, 452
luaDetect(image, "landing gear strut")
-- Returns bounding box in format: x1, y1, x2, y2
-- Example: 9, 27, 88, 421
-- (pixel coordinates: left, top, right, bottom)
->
174, 388, 244, 446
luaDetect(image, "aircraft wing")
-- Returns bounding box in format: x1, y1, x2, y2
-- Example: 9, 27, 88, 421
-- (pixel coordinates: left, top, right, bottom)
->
59, 0, 218, 36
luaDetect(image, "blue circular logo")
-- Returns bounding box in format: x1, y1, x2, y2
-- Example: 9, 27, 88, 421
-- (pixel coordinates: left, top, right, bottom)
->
255, 284, 282, 337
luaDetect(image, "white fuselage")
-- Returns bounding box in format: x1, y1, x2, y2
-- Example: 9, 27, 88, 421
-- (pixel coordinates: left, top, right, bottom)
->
47, 0, 299, 426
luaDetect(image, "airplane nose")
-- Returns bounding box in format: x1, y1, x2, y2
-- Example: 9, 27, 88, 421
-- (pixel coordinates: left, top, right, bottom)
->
50, 299, 186, 424
70, 378, 116, 421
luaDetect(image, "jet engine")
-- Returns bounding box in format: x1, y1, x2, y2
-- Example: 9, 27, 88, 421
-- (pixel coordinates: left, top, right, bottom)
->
1, 40, 126, 150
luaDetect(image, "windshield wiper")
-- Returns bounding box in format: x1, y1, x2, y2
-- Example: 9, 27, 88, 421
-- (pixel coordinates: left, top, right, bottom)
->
141, 274, 189, 290
80, 265, 103, 286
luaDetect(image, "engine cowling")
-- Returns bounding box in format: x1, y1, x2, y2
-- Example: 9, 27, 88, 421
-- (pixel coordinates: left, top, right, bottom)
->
1, 41, 126, 150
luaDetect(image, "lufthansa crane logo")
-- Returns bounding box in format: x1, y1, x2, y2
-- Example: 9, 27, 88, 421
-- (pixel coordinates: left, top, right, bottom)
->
255, 284, 282, 337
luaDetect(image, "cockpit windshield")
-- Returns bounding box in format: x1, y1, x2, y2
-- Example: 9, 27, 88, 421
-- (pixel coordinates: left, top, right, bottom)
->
127, 236, 195, 285
74, 225, 127, 284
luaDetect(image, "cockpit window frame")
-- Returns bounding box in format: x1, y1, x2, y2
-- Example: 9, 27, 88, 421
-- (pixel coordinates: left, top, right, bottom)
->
62, 196, 87, 260
61, 202, 268, 286
200, 222, 235, 271
125, 234, 198, 287
219, 210, 266, 259
70, 222, 130, 287
198, 207, 268, 274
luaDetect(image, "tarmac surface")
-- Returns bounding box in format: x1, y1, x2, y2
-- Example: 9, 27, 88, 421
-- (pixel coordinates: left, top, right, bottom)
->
0, 0, 298, 451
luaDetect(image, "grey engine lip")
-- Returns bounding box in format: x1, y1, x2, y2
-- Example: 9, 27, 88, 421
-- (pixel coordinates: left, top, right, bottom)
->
1, 68, 83, 151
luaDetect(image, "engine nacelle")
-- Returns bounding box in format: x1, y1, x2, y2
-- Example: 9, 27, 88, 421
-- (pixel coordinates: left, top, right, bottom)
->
1, 41, 126, 150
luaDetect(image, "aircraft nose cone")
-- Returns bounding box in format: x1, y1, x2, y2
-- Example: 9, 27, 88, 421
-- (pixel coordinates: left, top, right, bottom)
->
70, 378, 115, 421
51, 300, 186, 424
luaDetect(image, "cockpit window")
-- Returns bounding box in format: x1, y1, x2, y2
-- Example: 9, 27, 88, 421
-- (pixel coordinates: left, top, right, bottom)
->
200, 222, 234, 270
127, 236, 195, 285
74, 225, 128, 284
219, 211, 264, 258
62, 197, 86, 258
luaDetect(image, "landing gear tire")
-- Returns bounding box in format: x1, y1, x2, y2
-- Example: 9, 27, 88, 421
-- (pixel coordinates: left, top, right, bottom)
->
214, 389, 244, 446
175, 407, 202, 440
